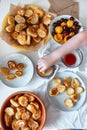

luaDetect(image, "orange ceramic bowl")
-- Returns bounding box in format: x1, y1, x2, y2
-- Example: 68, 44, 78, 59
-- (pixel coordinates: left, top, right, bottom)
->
0, 91, 46, 130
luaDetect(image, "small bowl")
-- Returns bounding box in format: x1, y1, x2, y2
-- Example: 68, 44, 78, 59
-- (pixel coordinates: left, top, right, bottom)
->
36, 65, 55, 78
61, 49, 83, 68
0, 91, 46, 130
49, 15, 83, 46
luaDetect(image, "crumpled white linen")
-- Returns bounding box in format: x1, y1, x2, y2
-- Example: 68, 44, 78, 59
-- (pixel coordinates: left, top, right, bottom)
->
0, 0, 87, 129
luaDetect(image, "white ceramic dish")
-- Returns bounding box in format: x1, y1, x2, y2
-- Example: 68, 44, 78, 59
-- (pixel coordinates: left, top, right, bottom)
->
0, 53, 34, 88
47, 70, 86, 112
49, 15, 83, 46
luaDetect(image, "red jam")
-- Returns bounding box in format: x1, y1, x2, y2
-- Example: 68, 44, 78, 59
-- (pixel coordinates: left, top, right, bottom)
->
63, 53, 76, 66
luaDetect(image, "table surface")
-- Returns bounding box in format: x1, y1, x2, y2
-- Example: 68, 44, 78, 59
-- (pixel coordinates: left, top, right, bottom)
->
0, 0, 87, 129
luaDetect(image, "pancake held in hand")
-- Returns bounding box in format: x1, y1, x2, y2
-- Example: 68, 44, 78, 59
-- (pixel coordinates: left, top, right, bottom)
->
0, 4, 52, 51
36, 65, 55, 78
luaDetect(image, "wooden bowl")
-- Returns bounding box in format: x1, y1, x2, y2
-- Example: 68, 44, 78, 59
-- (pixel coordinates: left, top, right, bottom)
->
0, 91, 46, 130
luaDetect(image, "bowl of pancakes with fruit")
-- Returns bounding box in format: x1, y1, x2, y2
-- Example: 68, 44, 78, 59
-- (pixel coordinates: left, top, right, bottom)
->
49, 15, 83, 46
0, 91, 46, 130
0, 4, 52, 51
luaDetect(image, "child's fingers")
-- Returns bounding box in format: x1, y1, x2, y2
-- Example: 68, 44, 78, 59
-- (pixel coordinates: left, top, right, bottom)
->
37, 62, 42, 66
38, 58, 45, 64
37, 64, 46, 72
38, 63, 45, 71
38, 65, 43, 69
39, 67, 45, 72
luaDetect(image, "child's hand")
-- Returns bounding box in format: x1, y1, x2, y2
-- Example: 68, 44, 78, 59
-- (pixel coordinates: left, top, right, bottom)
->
38, 57, 49, 72
37, 55, 53, 72
38, 54, 54, 72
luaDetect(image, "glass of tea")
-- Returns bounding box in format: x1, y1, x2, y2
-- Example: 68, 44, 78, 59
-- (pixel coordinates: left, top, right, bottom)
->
61, 49, 83, 68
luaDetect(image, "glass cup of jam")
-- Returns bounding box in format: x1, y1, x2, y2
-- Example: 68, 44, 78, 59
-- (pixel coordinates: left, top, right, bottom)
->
61, 49, 83, 68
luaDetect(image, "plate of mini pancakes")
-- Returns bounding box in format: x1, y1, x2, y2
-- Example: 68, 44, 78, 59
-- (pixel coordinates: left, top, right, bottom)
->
0, 53, 34, 88
47, 70, 86, 111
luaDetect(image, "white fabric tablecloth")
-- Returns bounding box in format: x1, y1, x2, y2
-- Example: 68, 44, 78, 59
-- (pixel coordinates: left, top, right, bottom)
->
0, 0, 87, 129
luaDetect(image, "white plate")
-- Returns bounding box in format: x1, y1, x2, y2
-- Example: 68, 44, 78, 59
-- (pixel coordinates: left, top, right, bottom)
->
0, 53, 34, 88
47, 71, 86, 111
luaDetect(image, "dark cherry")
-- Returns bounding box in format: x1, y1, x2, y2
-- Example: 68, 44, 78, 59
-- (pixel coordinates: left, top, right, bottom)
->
74, 29, 78, 34
64, 18, 68, 22
67, 36, 72, 40
69, 27, 74, 32
52, 31, 56, 36
63, 27, 70, 34
60, 18, 65, 22
78, 25, 81, 29
63, 31, 68, 37
57, 20, 61, 25
63, 26, 68, 31
75, 27, 79, 31
70, 16, 74, 21
53, 22, 58, 27
75, 25, 81, 30
74, 21, 79, 26
66, 28, 70, 34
